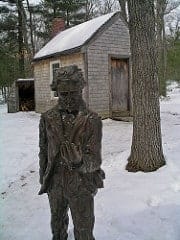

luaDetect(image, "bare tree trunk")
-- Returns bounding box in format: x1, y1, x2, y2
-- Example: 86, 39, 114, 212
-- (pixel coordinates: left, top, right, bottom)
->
156, 0, 167, 96
118, 0, 128, 22
126, 0, 165, 172
162, 17, 167, 95
17, 0, 25, 77
26, 0, 35, 55
66, 9, 70, 27
16, 0, 32, 77
2, 86, 7, 102
1, 87, 4, 101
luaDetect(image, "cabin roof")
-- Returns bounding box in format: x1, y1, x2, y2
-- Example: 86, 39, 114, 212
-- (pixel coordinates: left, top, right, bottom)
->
34, 12, 119, 61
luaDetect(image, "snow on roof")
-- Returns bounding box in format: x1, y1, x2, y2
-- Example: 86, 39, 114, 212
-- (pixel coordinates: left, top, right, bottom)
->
17, 78, 34, 82
34, 12, 117, 60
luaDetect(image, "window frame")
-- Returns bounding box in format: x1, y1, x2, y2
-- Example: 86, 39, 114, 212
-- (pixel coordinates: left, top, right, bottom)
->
50, 60, 61, 99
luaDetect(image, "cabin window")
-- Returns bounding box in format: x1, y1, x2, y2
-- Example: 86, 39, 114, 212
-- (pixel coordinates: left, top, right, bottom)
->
50, 61, 60, 98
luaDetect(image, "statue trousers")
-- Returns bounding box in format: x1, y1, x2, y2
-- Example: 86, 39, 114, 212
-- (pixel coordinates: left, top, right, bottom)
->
47, 167, 96, 240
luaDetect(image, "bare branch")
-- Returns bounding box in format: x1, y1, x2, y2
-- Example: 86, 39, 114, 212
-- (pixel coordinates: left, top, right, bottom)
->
165, 0, 180, 15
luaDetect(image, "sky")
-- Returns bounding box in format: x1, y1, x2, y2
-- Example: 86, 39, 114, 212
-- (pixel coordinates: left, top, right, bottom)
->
29, 0, 41, 4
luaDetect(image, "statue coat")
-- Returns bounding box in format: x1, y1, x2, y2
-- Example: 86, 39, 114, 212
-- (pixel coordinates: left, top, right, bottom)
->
38, 104, 104, 195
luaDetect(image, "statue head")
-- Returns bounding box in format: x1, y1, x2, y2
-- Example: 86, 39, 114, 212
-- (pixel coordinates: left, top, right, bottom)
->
51, 65, 85, 112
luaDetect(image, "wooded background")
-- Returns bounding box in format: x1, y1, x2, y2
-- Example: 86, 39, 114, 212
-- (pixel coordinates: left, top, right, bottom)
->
0, 0, 179, 102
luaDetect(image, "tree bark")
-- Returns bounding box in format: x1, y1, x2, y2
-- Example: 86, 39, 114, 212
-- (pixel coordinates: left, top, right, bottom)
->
126, 0, 166, 172
17, 0, 25, 77
156, 0, 167, 96
26, 0, 35, 55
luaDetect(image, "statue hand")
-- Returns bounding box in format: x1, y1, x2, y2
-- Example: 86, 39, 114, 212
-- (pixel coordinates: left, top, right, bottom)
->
60, 141, 82, 167
70, 143, 82, 164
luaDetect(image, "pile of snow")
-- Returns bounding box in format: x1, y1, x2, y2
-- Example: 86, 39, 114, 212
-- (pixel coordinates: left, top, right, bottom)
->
0, 83, 180, 240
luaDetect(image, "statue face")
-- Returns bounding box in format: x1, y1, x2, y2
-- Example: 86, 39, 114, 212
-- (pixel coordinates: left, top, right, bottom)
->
58, 90, 82, 112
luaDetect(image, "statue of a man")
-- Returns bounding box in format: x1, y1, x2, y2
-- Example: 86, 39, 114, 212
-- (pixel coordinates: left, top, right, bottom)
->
38, 65, 105, 240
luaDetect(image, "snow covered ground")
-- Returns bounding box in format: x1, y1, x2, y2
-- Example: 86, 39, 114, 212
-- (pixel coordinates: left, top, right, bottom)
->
0, 83, 180, 240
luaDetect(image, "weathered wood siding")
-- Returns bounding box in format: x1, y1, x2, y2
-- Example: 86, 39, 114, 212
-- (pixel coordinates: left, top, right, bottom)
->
87, 16, 130, 118
34, 53, 84, 113
111, 58, 129, 117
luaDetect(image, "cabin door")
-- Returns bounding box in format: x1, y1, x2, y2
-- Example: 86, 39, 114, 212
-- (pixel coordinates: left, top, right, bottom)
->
111, 58, 129, 118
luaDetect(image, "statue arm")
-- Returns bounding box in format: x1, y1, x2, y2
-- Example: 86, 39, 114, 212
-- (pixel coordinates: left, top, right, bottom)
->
39, 114, 48, 184
77, 115, 102, 173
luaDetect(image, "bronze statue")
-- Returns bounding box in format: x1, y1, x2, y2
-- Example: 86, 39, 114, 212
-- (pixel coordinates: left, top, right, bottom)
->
38, 65, 105, 240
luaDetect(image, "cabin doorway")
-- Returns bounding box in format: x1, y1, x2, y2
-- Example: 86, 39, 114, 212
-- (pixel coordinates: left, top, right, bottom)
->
17, 79, 35, 111
110, 58, 130, 118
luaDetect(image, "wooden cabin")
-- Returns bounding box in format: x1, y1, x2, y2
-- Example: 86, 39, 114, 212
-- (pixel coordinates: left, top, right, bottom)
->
33, 12, 131, 119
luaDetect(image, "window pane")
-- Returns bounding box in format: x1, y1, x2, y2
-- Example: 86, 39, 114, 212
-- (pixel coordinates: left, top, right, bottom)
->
53, 63, 60, 69
53, 91, 58, 97
52, 63, 60, 77
52, 63, 60, 98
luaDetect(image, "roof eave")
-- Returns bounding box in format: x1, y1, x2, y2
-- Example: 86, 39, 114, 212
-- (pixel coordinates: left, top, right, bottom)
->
33, 46, 82, 63
33, 11, 123, 63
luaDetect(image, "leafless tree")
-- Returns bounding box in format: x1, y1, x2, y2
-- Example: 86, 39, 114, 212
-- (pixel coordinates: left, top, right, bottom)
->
26, 0, 35, 55
155, 0, 180, 95
85, 0, 100, 20
165, 0, 180, 14
98, 0, 119, 14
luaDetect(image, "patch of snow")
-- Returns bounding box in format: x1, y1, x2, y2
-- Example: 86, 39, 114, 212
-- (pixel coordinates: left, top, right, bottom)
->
1, 83, 180, 240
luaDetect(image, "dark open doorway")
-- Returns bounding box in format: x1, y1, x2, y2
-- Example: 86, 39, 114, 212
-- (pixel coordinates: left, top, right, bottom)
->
17, 79, 35, 111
